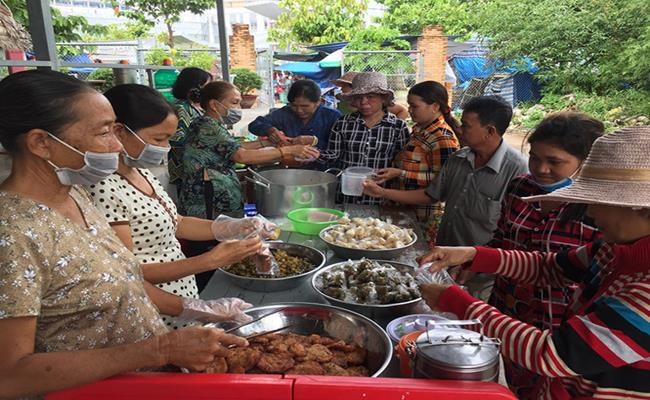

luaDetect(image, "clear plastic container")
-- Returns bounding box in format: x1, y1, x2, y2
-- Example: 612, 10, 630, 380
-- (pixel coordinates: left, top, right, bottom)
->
341, 166, 375, 196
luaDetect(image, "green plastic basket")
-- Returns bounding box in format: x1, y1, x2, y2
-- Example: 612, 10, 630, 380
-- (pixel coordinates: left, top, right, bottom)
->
286, 208, 345, 235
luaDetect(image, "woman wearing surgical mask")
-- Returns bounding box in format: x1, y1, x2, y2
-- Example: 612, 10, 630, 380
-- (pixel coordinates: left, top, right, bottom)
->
0, 70, 251, 398
483, 111, 604, 398
179, 80, 320, 219
88, 84, 262, 329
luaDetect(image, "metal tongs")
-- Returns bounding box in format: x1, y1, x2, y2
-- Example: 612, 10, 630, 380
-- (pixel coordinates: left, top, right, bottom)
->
224, 307, 296, 348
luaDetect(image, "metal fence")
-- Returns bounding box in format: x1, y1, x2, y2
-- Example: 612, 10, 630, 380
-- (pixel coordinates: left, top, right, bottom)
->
341, 50, 424, 98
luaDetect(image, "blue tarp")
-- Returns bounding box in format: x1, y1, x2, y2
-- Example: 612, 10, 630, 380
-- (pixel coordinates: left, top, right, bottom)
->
275, 61, 340, 89
62, 53, 96, 73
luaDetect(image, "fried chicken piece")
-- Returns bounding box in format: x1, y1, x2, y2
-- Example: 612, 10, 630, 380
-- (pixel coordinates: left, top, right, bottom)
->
249, 333, 281, 346
305, 344, 333, 363
345, 347, 367, 366
322, 362, 349, 376
227, 347, 262, 373
257, 352, 296, 373
319, 336, 337, 346
345, 365, 370, 376
308, 334, 322, 345
289, 342, 307, 357
327, 340, 356, 352
267, 342, 289, 353
286, 361, 326, 375
330, 350, 348, 367
205, 357, 228, 373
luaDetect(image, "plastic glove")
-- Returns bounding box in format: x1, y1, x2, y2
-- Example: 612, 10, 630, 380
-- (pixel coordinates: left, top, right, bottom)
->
178, 297, 253, 324
211, 215, 279, 241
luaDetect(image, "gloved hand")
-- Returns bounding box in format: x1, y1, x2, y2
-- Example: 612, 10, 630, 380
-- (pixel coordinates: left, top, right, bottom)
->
178, 297, 253, 324
211, 215, 279, 241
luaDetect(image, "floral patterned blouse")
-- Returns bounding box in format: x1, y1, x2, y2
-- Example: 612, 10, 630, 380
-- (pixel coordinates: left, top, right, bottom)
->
0, 187, 168, 354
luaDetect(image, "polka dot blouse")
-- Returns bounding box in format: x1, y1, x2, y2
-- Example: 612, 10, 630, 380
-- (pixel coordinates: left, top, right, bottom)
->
88, 168, 199, 330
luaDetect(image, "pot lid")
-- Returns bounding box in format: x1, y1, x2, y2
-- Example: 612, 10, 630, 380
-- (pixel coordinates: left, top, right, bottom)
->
415, 327, 500, 369
386, 313, 449, 342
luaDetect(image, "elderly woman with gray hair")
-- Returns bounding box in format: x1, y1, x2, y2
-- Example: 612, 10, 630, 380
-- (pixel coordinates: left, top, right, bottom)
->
319, 72, 410, 205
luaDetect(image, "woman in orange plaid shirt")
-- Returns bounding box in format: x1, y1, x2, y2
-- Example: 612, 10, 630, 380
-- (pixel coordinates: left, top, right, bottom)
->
375, 81, 461, 246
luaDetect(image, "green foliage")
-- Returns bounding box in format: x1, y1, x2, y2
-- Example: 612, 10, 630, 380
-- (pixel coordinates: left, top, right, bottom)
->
84, 21, 153, 41
474, 0, 650, 94
375, 0, 475, 36
232, 68, 263, 95
519, 89, 650, 130
145, 48, 217, 71
87, 68, 115, 92
115, 0, 214, 47
345, 27, 414, 77
269, 0, 368, 49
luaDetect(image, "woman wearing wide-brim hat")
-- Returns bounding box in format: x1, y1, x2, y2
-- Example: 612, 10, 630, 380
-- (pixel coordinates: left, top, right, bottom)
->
416, 126, 650, 399
320, 72, 410, 205
331, 72, 409, 119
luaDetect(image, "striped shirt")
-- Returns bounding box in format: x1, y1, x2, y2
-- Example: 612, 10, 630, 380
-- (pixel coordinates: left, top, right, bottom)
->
487, 174, 602, 397
393, 116, 459, 223
439, 238, 650, 400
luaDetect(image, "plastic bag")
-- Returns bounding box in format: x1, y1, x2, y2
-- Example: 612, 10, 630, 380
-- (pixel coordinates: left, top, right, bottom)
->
211, 215, 280, 275
415, 263, 456, 286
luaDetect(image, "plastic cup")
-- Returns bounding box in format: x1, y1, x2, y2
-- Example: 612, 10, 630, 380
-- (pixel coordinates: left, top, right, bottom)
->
341, 166, 374, 196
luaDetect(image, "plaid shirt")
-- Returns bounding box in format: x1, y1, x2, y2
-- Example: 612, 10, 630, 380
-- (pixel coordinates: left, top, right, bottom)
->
487, 173, 602, 398
394, 116, 459, 222
320, 111, 410, 205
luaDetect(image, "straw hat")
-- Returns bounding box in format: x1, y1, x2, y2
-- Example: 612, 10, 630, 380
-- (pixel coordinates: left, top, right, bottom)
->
340, 72, 394, 102
524, 126, 650, 208
331, 71, 358, 87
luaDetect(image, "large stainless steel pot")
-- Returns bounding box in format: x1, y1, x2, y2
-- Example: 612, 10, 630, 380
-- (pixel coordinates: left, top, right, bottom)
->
211, 303, 393, 377
407, 319, 501, 382
245, 168, 340, 217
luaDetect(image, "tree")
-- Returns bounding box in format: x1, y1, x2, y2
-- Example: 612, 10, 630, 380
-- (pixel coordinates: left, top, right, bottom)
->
375, 0, 475, 36
115, 0, 214, 48
84, 21, 152, 41
269, 0, 368, 49
474, 0, 650, 93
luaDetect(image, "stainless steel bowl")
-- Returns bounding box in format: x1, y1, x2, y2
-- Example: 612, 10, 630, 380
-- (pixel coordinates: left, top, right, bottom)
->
319, 225, 417, 260
210, 303, 393, 377
219, 242, 326, 292
311, 260, 422, 321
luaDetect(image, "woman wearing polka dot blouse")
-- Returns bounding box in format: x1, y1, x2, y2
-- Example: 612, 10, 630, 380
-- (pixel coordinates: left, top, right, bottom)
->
89, 84, 262, 329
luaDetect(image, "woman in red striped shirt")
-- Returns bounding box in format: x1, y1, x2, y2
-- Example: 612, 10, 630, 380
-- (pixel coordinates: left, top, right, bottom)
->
418, 126, 650, 400
487, 112, 604, 397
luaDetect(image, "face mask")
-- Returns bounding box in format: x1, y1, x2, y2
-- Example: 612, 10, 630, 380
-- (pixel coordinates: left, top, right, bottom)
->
537, 177, 574, 193
46, 133, 119, 186
217, 100, 242, 125
122, 124, 170, 168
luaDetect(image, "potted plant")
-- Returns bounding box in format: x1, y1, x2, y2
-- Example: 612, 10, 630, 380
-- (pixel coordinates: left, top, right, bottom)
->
232, 68, 263, 109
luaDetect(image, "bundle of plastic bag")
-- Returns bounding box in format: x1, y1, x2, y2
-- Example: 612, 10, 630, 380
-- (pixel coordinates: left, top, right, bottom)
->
414, 263, 456, 286
177, 297, 253, 324
211, 215, 280, 275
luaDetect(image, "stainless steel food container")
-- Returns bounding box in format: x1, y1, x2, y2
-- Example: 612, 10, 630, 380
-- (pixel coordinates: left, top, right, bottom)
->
219, 242, 326, 292
318, 225, 417, 260
408, 320, 501, 382
245, 168, 340, 217
311, 260, 422, 320
211, 303, 393, 377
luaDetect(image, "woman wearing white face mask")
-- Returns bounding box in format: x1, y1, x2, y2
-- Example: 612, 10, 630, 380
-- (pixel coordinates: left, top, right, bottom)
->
0, 70, 252, 398
179, 80, 320, 219
480, 112, 604, 398
88, 84, 263, 329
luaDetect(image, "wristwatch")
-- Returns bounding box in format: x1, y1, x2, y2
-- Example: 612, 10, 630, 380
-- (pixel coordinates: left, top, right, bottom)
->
400, 169, 406, 179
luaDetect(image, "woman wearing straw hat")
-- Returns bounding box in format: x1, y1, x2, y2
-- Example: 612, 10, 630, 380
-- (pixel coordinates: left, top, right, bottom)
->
416, 126, 650, 399
331, 71, 410, 119
320, 72, 410, 205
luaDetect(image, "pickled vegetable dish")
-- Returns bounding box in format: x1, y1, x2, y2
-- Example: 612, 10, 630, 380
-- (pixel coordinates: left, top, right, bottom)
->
225, 250, 314, 278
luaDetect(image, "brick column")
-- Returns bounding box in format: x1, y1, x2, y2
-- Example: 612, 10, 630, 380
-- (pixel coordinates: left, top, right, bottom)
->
416, 26, 448, 84
228, 23, 256, 71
